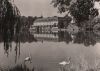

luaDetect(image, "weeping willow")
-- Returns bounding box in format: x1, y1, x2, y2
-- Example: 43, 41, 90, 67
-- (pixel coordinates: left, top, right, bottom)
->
0, 0, 21, 48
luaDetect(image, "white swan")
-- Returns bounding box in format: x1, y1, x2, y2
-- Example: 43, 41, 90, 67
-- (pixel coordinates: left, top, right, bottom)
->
24, 48, 32, 63
59, 57, 71, 66
24, 57, 31, 61
24, 56, 32, 63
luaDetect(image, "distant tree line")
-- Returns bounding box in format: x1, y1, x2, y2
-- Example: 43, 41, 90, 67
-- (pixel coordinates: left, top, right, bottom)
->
20, 16, 37, 33
16, 16, 37, 43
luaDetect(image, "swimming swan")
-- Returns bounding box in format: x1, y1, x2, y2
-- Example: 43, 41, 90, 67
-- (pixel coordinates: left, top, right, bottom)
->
59, 57, 71, 66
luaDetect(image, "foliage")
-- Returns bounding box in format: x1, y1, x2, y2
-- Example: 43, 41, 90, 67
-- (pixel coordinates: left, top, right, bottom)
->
0, 0, 21, 56
64, 15, 72, 27
0, 0, 21, 45
20, 16, 37, 33
52, 0, 100, 26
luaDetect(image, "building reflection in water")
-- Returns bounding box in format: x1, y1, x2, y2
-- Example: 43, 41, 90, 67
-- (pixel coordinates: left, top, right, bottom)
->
32, 30, 100, 47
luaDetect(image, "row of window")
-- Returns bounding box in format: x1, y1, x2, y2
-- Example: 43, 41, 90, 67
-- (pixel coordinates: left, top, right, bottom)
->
34, 21, 58, 26
30, 23, 58, 28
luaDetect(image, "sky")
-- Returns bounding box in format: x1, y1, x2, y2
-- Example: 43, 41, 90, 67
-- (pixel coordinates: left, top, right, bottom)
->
14, 0, 65, 17
14, 0, 100, 17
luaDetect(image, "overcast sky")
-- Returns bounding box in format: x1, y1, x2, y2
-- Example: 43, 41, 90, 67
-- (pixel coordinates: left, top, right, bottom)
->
14, 0, 100, 17
14, 0, 65, 17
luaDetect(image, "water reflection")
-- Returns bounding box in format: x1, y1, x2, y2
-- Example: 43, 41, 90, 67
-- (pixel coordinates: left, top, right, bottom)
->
14, 43, 20, 63
33, 31, 100, 47
73, 31, 97, 46
3, 30, 100, 58
1, 30, 100, 71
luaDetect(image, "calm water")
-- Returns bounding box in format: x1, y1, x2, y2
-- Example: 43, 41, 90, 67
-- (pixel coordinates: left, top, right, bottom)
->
0, 31, 100, 71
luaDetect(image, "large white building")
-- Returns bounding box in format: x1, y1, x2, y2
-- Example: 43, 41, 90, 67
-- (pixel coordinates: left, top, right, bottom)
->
34, 17, 58, 27
30, 17, 67, 33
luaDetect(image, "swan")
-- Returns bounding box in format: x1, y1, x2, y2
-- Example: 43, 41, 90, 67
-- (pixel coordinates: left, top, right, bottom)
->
59, 57, 71, 66
24, 48, 32, 63
24, 57, 31, 61
24, 56, 32, 63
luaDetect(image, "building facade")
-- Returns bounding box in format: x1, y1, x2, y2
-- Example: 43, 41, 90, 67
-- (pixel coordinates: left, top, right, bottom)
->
30, 17, 67, 33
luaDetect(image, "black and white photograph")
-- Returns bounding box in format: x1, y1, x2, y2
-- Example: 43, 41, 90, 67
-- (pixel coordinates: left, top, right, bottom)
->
0, 0, 100, 71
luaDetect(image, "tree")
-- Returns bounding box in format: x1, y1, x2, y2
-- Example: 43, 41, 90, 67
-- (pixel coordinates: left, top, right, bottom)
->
51, 0, 99, 26
0, 0, 21, 48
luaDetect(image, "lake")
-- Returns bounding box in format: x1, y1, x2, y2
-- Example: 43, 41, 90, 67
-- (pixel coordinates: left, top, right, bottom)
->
0, 31, 100, 71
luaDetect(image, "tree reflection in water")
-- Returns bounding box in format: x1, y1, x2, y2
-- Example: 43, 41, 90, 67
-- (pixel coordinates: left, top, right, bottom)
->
15, 43, 20, 63
63, 31, 73, 44
55, 30, 100, 47
73, 31, 97, 47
